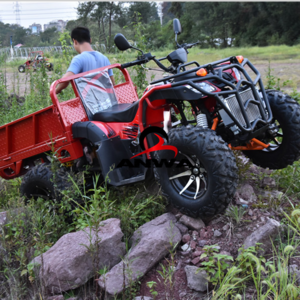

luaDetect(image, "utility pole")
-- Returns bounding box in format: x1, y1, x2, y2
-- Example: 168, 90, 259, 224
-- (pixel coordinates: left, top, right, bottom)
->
13, 2, 21, 26
157, 2, 163, 26
10, 36, 14, 59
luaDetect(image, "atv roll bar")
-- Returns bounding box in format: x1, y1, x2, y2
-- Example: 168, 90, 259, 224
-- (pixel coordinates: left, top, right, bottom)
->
151, 57, 273, 134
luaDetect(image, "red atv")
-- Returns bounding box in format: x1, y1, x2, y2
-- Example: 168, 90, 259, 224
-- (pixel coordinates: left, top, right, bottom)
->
1, 19, 300, 218
18, 51, 53, 73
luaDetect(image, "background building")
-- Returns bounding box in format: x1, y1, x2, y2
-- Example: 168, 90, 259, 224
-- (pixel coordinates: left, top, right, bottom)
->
44, 20, 67, 32
29, 23, 42, 34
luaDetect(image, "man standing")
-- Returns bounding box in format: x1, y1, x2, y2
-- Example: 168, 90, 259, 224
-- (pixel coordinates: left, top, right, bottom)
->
56, 26, 115, 94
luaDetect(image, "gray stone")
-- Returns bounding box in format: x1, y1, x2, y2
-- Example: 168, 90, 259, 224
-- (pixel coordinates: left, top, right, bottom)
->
175, 222, 188, 234
181, 251, 190, 257
191, 291, 206, 300
220, 250, 231, 257
134, 297, 153, 300
237, 184, 257, 203
237, 155, 250, 165
248, 209, 253, 216
198, 240, 207, 247
209, 216, 224, 226
289, 264, 300, 285
185, 265, 208, 292
181, 243, 191, 251
182, 234, 191, 243
236, 234, 243, 239
0, 211, 7, 227
222, 224, 229, 231
31, 218, 125, 294
261, 177, 276, 189
243, 218, 283, 254
179, 215, 205, 231
98, 213, 181, 297
262, 190, 283, 201
214, 230, 222, 237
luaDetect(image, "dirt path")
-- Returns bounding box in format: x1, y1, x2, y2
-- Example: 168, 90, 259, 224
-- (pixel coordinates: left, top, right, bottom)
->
4, 61, 300, 97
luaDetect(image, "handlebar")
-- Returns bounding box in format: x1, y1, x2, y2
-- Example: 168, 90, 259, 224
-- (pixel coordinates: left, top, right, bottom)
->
121, 60, 142, 69
153, 58, 171, 72
121, 52, 155, 69
120, 41, 199, 72
178, 41, 200, 50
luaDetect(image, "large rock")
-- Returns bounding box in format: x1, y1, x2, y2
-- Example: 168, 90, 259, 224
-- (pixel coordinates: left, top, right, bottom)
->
185, 265, 208, 292
179, 215, 205, 231
243, 218, 283, 254
98, 213, 181, 297
237, 184, 257, 203
31, 218, 125, 294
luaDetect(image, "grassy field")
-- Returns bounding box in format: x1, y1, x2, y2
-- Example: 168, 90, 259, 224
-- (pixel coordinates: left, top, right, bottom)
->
6, 44, 300, 69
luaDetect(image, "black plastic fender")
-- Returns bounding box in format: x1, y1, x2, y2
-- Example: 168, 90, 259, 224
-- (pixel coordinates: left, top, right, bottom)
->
72, 122, 146, 186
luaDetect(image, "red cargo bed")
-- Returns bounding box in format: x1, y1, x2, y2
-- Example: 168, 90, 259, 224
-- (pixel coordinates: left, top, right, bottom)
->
0, 64, 137, 179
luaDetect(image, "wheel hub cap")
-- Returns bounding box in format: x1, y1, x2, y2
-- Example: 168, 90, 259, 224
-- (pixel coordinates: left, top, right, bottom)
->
169, 153, 207, 200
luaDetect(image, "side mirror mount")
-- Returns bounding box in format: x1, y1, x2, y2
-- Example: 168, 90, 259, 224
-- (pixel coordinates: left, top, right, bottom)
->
114, 33, 132, 51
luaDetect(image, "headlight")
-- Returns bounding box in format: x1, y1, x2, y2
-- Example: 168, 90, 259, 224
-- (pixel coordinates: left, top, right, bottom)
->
233, 68, 243, 81
195, 82, 216, 92
185, 82, 216, 94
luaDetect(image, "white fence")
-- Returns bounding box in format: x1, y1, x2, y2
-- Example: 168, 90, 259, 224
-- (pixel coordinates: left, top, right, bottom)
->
0, 44, 107, 58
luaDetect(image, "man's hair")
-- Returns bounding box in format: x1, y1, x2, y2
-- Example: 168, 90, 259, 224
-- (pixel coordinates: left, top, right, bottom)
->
71, 27, 91, 44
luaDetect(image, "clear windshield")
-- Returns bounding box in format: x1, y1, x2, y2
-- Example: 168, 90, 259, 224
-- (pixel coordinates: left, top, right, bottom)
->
74, 69, 118, 118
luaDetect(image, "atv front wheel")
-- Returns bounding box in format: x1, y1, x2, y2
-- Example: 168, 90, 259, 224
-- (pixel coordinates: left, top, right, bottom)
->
154, 126, 238, 219
18, 65, 25, 73
243, 90, 300, 169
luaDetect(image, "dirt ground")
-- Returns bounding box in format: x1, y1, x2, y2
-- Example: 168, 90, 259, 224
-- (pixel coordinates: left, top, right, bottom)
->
5, 61, 300, 97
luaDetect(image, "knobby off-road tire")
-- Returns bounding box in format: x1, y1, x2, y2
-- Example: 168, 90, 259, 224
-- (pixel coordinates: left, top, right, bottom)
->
154, 126, 238, 219
20, 163, 71, 202
47, 63, 53, 71
243, 90, 300, 169
18, 65, 25, 73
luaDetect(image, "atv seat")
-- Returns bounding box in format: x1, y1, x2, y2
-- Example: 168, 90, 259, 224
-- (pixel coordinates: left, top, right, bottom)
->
92, 102, 139, 123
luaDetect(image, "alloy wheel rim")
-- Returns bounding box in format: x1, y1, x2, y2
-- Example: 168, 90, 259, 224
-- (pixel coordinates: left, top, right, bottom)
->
168, 152, 207, 200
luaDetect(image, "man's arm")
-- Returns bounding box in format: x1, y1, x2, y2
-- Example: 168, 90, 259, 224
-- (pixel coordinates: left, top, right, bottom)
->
110, 75, 115, 86
55, 71, 75, 94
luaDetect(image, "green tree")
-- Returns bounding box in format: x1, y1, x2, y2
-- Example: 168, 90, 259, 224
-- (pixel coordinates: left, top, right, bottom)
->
40, 27, 58, 44
168, 2, 183, 18
127, 2, 158, 24
77, 1, 121, 51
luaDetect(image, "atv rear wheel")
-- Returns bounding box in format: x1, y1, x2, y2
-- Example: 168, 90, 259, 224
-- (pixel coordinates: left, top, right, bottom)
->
243, 90, 300, 169
154, 126, 238, 219
47, 63, 53, 71
20, 163, 71, 202
18, 65, 25, 73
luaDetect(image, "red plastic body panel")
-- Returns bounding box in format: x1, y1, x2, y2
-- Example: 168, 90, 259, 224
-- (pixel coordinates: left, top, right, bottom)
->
0, 63, 171, 179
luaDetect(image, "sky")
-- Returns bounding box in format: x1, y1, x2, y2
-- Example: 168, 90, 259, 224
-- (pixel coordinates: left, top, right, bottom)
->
0, 2, 80, 29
